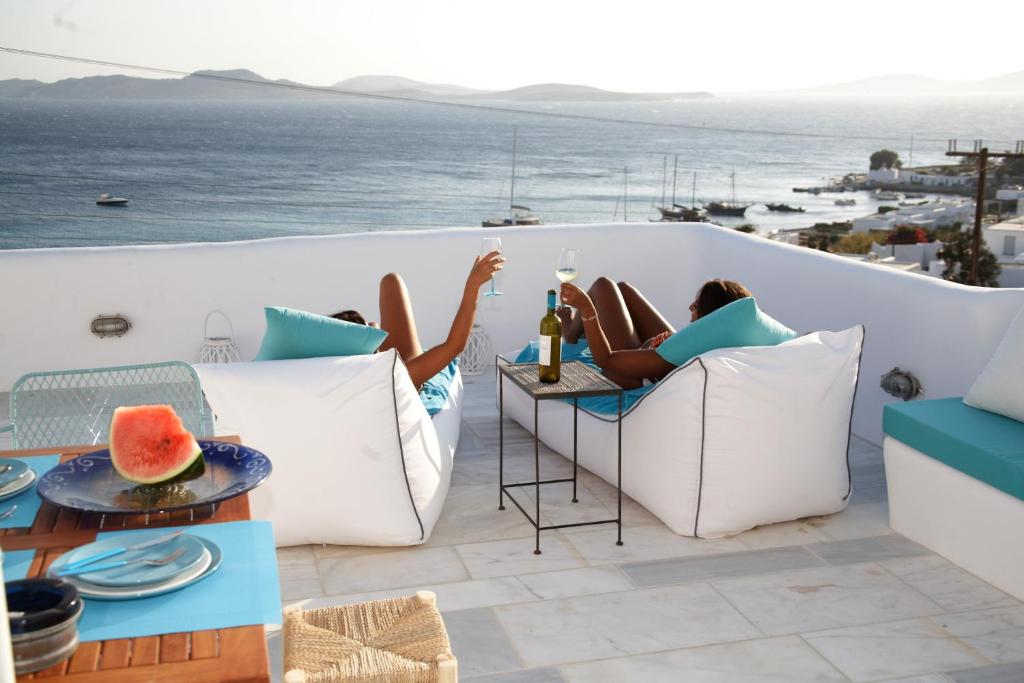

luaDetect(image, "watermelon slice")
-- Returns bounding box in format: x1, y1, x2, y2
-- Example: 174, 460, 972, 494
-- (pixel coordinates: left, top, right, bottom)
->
109, 405, 204, 485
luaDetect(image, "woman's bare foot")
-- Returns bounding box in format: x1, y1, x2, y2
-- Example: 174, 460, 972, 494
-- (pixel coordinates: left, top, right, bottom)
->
556, 306, 581, 343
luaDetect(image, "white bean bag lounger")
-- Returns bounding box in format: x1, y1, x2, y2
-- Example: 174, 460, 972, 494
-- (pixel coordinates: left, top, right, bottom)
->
195, 349, 460, 547
499, 327, 864, 538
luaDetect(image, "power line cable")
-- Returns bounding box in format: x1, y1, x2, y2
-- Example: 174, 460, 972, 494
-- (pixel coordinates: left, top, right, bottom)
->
3, 46, 1014, 144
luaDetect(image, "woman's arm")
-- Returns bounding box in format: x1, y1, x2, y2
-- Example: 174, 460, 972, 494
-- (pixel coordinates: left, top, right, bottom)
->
405, 251, 504, 388
560, 283, 675, 389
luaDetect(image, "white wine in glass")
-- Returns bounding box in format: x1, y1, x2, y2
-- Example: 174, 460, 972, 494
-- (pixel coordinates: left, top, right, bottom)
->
481, 237, 503, 297
556, 248, 579, 309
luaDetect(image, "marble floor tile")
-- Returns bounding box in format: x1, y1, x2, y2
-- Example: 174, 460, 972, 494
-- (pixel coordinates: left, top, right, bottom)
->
290, 576, 537, 613
465, 668, 565, 682
622, 545, 824, 588
808, 502, 892, 541
444, 607, 524, 677
933, 606, 1024, 663
456, 534, 586, 579
317, 545, 468, 595
880, 676, 954, 683
567, 524, 746, 567
713, 563, 945, 635
571, 470, 665, 529
560, 635, 848, 682
947, 661, 1024, 683
517, 481, 617, 528
451, 446, 572, 487
495, 583, 759, 668
803, 618, 989, 682
516, 566, 632, 600
425, 483, 537, 547
881, 556, 1019, 613
735, 519, 833, 550
276, 545, 323, 601
807, 535, 930, 566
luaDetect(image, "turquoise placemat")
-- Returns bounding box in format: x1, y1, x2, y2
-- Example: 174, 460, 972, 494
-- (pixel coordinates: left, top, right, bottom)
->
2, 549, 35, 580
78, 520, 280, 642
0, 454, 61, 529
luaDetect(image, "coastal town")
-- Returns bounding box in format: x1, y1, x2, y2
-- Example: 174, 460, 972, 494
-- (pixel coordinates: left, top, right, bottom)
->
735, 148, 1024, 287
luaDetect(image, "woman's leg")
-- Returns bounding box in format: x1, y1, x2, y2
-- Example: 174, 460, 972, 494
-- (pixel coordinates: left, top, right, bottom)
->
617, 281, 675, 342
378, 272, 424, 362
587, 277, 642, 350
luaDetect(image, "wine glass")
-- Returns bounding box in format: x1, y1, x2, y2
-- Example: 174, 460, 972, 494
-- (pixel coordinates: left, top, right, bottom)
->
556, 248, 579, 310
481, 237, 503, 297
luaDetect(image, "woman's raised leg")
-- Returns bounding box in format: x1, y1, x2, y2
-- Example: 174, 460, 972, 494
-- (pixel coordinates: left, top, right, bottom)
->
586, 277, 642, 350
378, 272, 424, 362
618, 281, 675, 342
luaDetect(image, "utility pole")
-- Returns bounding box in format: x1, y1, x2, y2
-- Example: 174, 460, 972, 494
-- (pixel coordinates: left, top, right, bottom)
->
945, 139, 1024, 285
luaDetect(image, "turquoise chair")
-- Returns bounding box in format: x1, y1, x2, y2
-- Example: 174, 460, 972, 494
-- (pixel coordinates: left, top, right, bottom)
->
1, 361, 210, 450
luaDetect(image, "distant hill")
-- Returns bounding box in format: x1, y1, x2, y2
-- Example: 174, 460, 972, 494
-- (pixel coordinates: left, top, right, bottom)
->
789, 71, 1024, 95
0, 70, 711, 102
466, 83, 710, 102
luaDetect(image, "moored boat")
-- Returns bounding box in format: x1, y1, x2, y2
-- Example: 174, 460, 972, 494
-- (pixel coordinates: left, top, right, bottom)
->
96, 193, 128, 206
705, 171, 752, 217
765, 203, 805, 213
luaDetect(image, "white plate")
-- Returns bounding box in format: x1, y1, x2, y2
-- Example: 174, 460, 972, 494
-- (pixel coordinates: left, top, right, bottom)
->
66, 538, 221, 601
0, 469, 35, 501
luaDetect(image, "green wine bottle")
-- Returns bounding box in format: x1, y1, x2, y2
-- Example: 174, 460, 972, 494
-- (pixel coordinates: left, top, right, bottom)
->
539, 289, 562, 383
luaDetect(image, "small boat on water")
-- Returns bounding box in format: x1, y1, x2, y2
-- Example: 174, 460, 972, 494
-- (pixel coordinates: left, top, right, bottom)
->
655, 160, 707, 222
835, 198, 857, 207
899, 199, 929, 207
904, 192, 926, 199
482, 128, 543, 228
96, 193, 128, 206
874, 190, 903, 201
765, 203, 805, 213
482, 205, 542, 227
705, 171, 752, 217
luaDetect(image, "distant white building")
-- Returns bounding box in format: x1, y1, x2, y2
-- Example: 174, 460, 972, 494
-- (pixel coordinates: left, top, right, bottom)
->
996, 186, 1024, 216
867, 167, 900, 183
984, 217, 1024, 264
851, 200, 976, 233
901, 170, 974, 187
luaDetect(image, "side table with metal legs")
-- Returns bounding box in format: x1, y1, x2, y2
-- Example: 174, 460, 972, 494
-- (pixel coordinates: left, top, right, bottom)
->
497, 361, 625, 554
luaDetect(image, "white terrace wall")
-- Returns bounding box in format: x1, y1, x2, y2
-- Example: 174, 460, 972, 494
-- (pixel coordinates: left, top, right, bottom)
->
0, 222, 1021, 444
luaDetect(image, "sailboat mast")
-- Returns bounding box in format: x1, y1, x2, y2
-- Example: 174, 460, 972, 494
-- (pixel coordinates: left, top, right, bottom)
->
624, 166, 629, 222
661, 156, 667, 207
691, 172, 697, 208
510, 127, 517, 222
671, 155, 678, 206
730, 170, 736, 205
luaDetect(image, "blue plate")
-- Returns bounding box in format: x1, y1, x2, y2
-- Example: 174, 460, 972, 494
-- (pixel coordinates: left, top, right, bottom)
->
64, 537, 223, 601
49, 532, 207, 588
0, 458, 31, 489
36, 441, 272, 514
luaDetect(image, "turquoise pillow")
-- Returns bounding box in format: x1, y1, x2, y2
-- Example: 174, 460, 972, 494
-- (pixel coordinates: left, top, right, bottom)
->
254, 307, 388, 361
655, 297, 796, 367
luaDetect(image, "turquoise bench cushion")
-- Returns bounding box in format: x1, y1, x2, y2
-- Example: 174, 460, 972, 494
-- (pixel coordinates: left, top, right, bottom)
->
883, 397, 1024, 502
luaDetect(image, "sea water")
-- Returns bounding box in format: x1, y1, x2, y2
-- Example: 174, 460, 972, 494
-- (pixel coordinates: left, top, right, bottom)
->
0, 95, 1020, 249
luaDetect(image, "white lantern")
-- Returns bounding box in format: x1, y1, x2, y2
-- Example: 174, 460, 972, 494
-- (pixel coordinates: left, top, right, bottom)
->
459, 323, 492, 376
198, 310, 241, 364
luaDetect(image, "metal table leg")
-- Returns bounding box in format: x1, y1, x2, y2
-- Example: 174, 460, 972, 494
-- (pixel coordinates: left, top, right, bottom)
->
498, 372, 505, 511
572, 397, 579, 503
617, 393, 623, 546
534, 397, 541, 555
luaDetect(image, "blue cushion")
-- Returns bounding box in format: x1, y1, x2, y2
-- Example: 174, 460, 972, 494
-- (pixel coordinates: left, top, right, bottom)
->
513, 340, 654, 415
883, 397, 1024, 502
254, 307, 388, 361
420, 360, 459, 416
655, 297, 796, 367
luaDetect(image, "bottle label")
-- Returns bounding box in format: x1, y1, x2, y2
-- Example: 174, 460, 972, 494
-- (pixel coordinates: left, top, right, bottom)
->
539, 336, 552, 366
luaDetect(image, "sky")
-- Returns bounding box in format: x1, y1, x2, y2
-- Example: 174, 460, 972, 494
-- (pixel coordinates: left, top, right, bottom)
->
0, 0, 1021, 92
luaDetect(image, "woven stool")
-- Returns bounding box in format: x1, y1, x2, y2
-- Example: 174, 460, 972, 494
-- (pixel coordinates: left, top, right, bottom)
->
283, 591, 457, 682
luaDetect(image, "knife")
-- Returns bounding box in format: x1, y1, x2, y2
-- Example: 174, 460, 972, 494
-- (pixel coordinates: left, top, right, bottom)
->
59, 530, 185, 572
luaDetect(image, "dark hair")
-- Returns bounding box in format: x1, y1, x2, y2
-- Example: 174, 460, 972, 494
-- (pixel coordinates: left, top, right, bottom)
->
331, 309, 366, 325
694, 279, 752, 319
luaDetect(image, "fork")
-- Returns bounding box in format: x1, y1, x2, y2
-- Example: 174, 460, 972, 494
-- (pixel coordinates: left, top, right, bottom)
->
0, 504, 16, 521
55, 547, 187, 577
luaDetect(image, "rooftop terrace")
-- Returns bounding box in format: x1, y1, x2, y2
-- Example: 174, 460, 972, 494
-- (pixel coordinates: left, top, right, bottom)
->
263, 373, 1024, 682
1, 222, 1023, 681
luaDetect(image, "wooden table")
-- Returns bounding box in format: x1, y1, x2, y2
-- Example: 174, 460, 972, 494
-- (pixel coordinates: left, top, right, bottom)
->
1, 438, 270, 683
